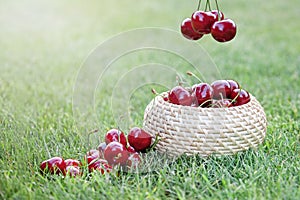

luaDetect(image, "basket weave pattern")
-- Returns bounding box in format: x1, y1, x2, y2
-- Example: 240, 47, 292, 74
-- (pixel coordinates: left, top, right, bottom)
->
143, 94, 267, 157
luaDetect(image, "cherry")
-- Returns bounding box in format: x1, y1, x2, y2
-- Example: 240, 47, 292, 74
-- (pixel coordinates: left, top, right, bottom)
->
97, 142, 107, 159
88, 159, 108, 172
65, 159, 82, 177
98, 163, 113, 174
105, 129, 127, 146
211, 99, 232, 108
211, 19, 237, 42
230, 89, 250, 106
191, 11, 216, 34
181, 18, 203, 40
66, 166, 81, 177
104, 141, 129, 166
211, 80, 231, 99
127, 152, 141, 169
65, 159, 81, 167
85, 149, 99, 164
210, 10, 224, 21
128, 127, 152, 152
192, 83, 213, 107
40, 157, 66, 175
127, 145, 136, 154
227, 80, 240, 93
168, 86, 193, 106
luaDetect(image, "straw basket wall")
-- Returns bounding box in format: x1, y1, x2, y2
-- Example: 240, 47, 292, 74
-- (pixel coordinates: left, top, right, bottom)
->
143, 94, 267, 157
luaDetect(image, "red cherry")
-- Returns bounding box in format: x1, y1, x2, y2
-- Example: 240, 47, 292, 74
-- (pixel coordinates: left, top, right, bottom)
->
211, 19, 237, 42
85, 149, 99, 164
191, 11, 216, 34
88, 159, 108, 172
99, 163, 113, 174
181, 18, 203, 40
105, 129, 127, 146
64, 159, 82, 177
66, 166, 81, 177
168, 86, 193, 106
127, 153, 141, 169
163, 95, 169, 102
40, 157, 66, 175
211, 99, 232, 108
105, 129, 118, 144
211, 80, 231, 99
104, 142, 129, 166
227, 80, 240, 93
127, 145, 136, 154
210, 10, 224, 21
119, 132, 127, 147
65, 159, 81, 167
97, 142, 107, 159
192, 83, 213, 107
230, 89, 250, 106
128, 127, 152, 152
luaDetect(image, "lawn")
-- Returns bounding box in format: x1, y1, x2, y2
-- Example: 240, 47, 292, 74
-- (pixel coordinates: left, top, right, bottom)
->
0, 0, 299, 199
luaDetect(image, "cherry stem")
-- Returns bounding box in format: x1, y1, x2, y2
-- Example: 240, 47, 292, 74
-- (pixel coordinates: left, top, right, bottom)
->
186, 71, 203, 83
87, 129, 99, 150
204, 0, 210, 12
214, 0, 221, 21
197, 0, 202, 10
146, 133, 160, 153
199, 99, 213, 107
207, 0, 211, 11
176, 76, 187, 87
231, 89, 241, 104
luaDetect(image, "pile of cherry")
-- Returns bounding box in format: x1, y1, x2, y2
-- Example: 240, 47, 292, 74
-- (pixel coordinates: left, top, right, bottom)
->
181, 0, 236, 42
40, 127, 153, 177
162, 77, 251, 108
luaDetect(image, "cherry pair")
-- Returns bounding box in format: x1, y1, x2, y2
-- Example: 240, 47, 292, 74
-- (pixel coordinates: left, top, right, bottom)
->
181, 0, 236, 42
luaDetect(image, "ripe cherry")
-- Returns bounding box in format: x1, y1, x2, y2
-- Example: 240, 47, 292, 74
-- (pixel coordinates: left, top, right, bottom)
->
128, 127, 152, 152
65, 159, 82, 177
192, 83, 213, 107
210, 10, 224, 21
40, 157, 66, 175
66, 166, 81, 177
98, 163, 113, 174
104, 141, 129, 166
227, 80, 240, 93
88, 159, 108, 172
168, 86, 193, 106
97, 142, 107, 159
127, 152, 141, 169
230, 89, 250, 106
85, 149, 99, 164
105, 129, 127, 146
65, 159, 81, 167
211, 80, 231, 99
181, 18, 203, 40
127, 145, 136, 154
191, 11, 216, 34
211, 19, 237, 42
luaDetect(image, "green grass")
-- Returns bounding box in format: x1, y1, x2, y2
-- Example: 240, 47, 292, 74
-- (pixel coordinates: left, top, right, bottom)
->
0, 0, 299, 199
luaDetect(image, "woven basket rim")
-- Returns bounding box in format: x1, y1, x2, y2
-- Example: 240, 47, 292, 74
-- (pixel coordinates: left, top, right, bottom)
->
156, 92, 255, 111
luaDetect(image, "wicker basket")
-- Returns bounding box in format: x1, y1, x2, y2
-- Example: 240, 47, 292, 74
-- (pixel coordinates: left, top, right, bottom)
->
143, 93, 267, 157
